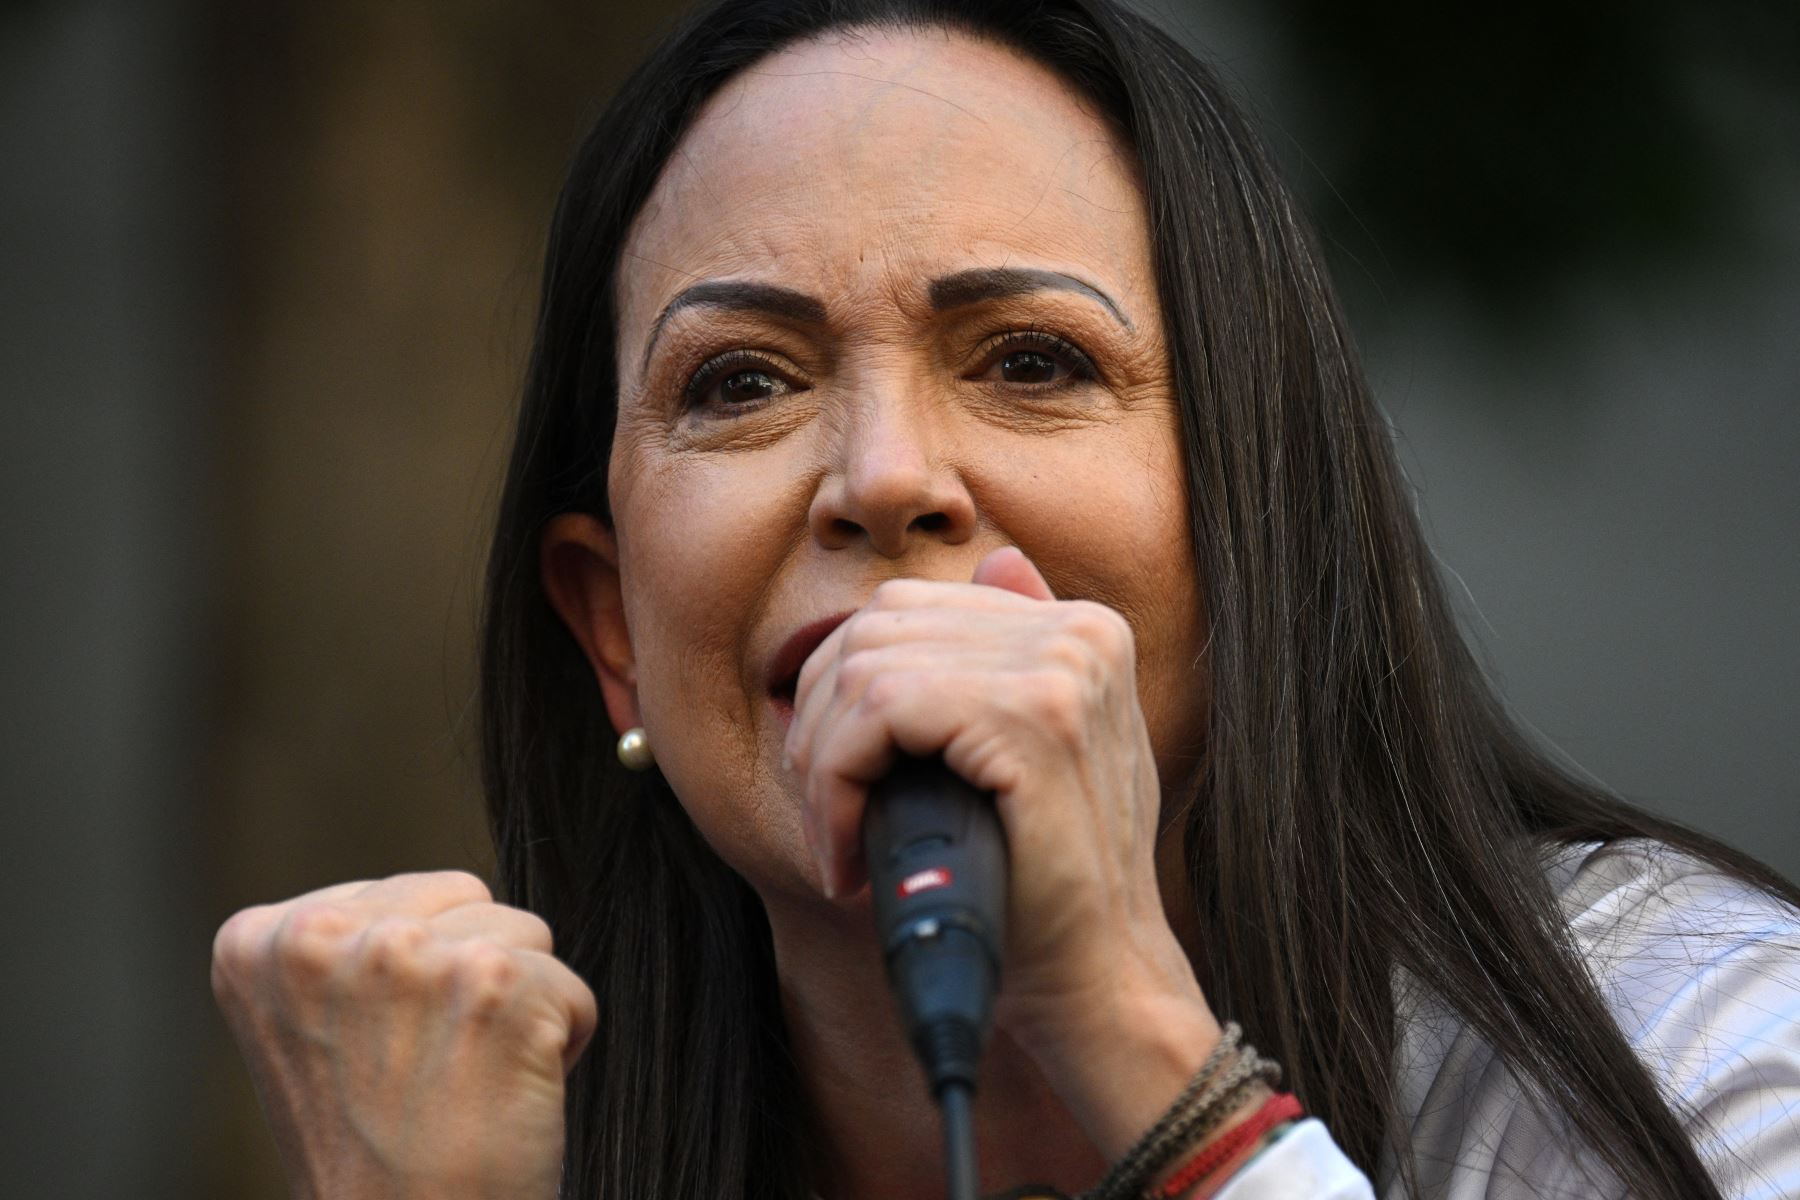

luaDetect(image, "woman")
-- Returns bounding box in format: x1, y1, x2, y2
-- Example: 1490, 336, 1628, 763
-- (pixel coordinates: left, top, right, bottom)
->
209, 1, 1800, 1197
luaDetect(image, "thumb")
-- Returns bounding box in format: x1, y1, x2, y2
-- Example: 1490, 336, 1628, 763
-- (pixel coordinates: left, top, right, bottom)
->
971, 545, 1056, 601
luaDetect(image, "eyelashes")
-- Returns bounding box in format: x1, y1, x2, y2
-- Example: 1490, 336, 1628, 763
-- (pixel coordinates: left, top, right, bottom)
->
680, 348, 794, 411
973, 328, 1100, 388
677, 327, 1101, 416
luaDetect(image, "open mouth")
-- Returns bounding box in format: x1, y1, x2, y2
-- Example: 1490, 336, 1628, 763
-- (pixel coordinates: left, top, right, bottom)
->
765, 611, 854, 726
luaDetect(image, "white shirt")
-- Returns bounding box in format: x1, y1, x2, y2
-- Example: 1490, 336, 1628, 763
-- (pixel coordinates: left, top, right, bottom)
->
1216, 839, 1800, 1200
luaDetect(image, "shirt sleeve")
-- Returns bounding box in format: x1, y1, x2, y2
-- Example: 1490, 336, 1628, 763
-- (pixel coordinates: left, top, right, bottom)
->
1210, 1120, 1375, 1200
1563, 844, 1800, 1200
1386, 840, 1800, 1200
1199, 841, 1800, 1200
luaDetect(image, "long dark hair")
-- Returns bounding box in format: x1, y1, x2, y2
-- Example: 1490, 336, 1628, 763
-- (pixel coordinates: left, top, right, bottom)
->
479, 2, 1799, 1197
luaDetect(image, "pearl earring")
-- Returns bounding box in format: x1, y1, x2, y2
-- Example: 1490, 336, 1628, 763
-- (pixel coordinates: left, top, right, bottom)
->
616, 726, 655, 771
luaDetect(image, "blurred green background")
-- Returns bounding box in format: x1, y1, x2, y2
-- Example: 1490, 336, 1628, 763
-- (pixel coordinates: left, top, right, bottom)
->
1, 1, 1794, 1195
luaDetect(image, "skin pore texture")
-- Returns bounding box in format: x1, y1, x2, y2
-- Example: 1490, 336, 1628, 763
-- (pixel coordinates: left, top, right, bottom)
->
540, 26, 1246, 1200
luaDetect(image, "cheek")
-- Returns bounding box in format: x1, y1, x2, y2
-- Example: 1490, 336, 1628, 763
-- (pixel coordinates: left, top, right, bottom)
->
1014, 417, 1206, 777
1130, 454, 1209, 788
614, 450, 811, 884
622, 452, 779, 672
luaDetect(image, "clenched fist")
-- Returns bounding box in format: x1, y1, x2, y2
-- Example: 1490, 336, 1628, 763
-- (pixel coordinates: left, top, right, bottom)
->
210, 871, 597, 1200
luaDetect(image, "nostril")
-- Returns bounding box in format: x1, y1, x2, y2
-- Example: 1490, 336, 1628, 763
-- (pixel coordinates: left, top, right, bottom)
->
911, 512, 949, 534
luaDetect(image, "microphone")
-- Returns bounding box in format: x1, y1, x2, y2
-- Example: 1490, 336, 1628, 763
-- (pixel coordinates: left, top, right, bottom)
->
863, 753, 1007, 1200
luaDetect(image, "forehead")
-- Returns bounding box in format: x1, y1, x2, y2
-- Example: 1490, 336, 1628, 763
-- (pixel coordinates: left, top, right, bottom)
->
615, 26, 1152, 356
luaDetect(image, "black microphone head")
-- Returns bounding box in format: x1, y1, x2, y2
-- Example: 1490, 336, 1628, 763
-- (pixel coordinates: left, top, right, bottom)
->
863, 754, 1008, 1094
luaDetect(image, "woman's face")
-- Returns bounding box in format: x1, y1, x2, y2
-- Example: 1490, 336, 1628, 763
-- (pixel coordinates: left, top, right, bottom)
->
557, 28, 1207, 903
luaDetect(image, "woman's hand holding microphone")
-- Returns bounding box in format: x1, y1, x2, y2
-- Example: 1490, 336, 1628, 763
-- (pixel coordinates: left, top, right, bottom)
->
783, 545, 1228, 1161
209, 870, 596, 1200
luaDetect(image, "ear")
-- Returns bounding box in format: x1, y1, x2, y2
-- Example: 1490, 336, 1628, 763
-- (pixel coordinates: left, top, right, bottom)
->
539, 513, 642, 736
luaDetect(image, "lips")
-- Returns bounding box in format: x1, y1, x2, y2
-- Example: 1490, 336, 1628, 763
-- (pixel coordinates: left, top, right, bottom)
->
765, 610, 855, 719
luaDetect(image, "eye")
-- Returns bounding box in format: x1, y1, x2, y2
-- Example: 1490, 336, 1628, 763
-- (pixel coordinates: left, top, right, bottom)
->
681, 349, 799, 413
972, 329, 1099, 391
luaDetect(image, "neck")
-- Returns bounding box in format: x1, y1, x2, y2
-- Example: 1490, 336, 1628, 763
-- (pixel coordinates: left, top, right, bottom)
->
763, 890, 1109, 1200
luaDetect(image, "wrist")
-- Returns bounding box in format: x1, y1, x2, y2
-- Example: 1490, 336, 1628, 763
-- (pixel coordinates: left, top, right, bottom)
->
1005, 980, 1223, 1160
1075, 1022, 1291, 1200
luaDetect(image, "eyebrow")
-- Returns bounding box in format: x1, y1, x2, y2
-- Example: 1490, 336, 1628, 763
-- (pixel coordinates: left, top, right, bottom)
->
927, 267, 1133, 331
639, 281, 827, 377
637, 267, 1133, 376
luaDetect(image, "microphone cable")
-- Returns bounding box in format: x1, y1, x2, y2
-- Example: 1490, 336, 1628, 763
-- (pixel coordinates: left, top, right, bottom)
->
940, 1074, 979, 1200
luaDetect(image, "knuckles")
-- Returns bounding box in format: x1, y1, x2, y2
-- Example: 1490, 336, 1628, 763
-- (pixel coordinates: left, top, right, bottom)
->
358, 917, 433, 975
835, 648, 884, 698
1025, 667, 1090, 745
211, 904, 278, 999
209, 880, 540, 1018
1059, 600, 1134, 672
212, 903, 275, 969
858, 669, 910, 715
869, 577, 925, 610
835, 610, 878, 655
273, 903, 359, 980
453, 942, 524, 1020
516, 911, 556, 955
787, 592, 1139, 778
211, 893, 539, 1013
430, 869, 494, 906
520, 1013, 575, 1067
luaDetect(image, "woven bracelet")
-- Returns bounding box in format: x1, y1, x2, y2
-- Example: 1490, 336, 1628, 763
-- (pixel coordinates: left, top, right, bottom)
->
1148, 1090, 1304, 1200
1081, 1023, 1241, 1200
1155, 1048, 1281, 1168
1081, 1025, 1281, 1200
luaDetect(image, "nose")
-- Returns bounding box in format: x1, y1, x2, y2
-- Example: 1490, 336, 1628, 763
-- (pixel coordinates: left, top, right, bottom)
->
808, 388, 977, 558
